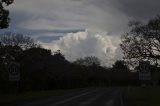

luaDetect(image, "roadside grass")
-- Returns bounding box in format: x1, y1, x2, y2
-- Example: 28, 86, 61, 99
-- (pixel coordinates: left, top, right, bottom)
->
0, 88, 84, 104
127, 86, 160, 106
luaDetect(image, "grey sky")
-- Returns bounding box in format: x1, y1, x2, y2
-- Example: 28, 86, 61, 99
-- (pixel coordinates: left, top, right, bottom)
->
1, 0, 160, 66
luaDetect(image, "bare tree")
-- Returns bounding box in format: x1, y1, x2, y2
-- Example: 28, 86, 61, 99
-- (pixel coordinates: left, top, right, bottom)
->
120, 16, 160, 66
0, 32, 37, 49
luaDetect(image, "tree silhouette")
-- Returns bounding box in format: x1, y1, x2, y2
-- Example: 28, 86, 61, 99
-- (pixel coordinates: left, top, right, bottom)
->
120, 16, 160, 65
0, 0, 14, 28
0, 32, 37, 49
19, 47, 53, 91
74, 56, 101, 66
112, 60, 129, 72
53, 50, 67, 63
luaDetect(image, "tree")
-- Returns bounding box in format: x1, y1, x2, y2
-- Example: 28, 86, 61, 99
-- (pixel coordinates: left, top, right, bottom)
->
120, 16, 160, 66
0, 32, 37, 77
74, 56, 101, 66
112, 60, 129, 72
19, 47, 52, 90
0, 0, 14, 28
0, 32, 37, 49
53, 50, 66, 63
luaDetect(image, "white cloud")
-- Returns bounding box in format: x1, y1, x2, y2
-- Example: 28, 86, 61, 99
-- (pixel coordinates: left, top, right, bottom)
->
6, 0, 160, 66
8, 0, 126, 65
41, 30, 120, 66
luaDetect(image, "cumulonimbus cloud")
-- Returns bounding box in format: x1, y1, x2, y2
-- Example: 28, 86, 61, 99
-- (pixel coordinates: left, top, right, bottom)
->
41, 30, 120, 66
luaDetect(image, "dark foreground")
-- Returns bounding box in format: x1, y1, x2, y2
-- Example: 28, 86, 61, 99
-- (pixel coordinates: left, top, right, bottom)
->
7, 87, 126, 106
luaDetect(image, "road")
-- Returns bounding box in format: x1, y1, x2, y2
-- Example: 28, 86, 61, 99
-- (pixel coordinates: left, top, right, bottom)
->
20, 87, 126, 106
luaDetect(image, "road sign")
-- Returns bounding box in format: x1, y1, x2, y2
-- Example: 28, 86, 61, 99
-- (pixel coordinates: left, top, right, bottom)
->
138, 61, 151, 81
8, 62, 20, 81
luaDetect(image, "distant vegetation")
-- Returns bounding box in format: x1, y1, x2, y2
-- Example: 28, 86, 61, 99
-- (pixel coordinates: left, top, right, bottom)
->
0, 32, 139, 94
1, 15, 160, 94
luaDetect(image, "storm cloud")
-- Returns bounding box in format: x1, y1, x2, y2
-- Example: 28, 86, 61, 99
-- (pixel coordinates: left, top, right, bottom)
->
41, 30, 119, 66
1, 0, 160, 66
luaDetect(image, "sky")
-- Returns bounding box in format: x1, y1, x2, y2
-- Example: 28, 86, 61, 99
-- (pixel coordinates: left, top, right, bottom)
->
1, 0, 160, 66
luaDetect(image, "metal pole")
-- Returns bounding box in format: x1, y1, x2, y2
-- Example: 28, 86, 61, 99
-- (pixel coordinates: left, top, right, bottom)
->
153, 58, 158, 86
156, 59, 158, 86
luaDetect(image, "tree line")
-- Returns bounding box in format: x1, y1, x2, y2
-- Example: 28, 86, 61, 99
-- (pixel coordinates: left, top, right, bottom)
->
1, 2, 160, 92
0, 32, 139, 93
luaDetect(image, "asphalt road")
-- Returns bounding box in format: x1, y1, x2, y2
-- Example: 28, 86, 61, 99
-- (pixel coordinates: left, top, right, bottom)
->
20, 87, 125, 106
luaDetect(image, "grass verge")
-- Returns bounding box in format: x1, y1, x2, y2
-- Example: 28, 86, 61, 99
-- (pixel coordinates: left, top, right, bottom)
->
126, 86, 160, 106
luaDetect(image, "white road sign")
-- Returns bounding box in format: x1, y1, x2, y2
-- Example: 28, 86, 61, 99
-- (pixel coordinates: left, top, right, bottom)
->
138, 61, 151, 81
8, 62, 20, 81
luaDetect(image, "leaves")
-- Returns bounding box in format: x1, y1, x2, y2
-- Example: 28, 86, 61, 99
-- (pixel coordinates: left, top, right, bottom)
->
0, 0, 14, 28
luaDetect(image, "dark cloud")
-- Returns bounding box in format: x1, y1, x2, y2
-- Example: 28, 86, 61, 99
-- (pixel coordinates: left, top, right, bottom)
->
0, 11, 31, 33
118, 0, 160, 20
37, 36, 63, 43
89, 0, 160, 20
3, 0, 159, 66
22, 29, 85, 35
6, 0, 160, 35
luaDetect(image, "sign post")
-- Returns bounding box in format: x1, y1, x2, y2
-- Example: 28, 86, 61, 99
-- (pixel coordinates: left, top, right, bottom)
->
8, 62, 20, 93
8, 62, 20, 81
138, 61, 151, 87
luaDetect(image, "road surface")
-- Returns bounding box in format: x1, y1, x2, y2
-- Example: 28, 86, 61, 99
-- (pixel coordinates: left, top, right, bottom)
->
18, 87, 126, 106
